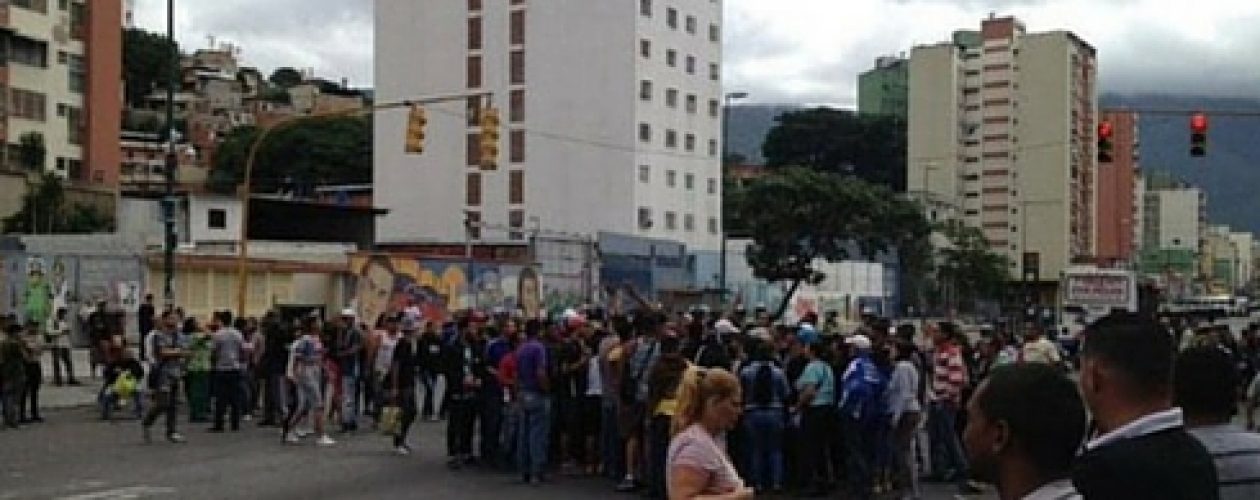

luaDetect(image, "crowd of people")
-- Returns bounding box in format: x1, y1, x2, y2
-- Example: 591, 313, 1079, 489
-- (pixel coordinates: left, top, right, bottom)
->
6, 287, 1260, 500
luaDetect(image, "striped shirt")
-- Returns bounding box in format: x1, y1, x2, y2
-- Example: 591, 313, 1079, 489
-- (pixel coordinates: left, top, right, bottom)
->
1189, 424, 1260, 500
932, 342, 967, 405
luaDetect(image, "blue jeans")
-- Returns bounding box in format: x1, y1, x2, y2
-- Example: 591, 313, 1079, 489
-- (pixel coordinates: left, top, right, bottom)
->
340, 374, 359, 425
928, 401, 968, 481
744, 408, 786, 490
517, 390, 551, 479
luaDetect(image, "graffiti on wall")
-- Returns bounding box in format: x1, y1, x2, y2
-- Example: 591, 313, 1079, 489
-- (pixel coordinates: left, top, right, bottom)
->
349, 256, 554, 327
1, 254, 145, 326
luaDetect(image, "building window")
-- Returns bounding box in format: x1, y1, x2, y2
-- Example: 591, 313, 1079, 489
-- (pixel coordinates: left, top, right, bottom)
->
467, 172, 483, 205
665, 212, 677, 230
510, 89, 525, 122
685, 15, 696, 34
510, 10, 525, 45
11, 0, 48, 14
639, 165, 650, 183
685, 55, 696, 74
468, 17, 483, 50
467, 133, 481, 166
468, 0, 482, 11
666, 170, 677, 187
466, 96, 481, 126
708, 99, 719, 117
467, 55, 482, 88
685, 94, 697, 114
684, 134, 696, 152
509, 129, 526, 163
708, 217, 718, 234
208, 209, 227, 230
509, 170, 524, 204
639, 123, 651, 143
709, 63, 720, 81
66, 107, 83, 146
665, 88, 678, 107
665, 129, 678, 149
510, 50, 525, 84
709, 24, 719, 42
638, 207, 653, 229
666, 8, 678, 29
707, 178, 717, 194
10, 36, 48, 68
640, 80, 653, 101
684, 173, 695, 190
683, 214, 695, 231
508, 209, 525, 240
707, 139, 717, 157
640, 0, 651, 16
640, 39, 651, 58
666, 49, 677, 67
10, 88, 47, 122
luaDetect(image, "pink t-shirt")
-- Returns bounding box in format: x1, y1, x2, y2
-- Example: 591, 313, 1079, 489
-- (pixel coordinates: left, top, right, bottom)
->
666, 424, 745, 496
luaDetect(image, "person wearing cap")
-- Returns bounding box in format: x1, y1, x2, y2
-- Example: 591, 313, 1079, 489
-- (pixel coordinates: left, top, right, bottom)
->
792, 324, 836, 496
388, 316, 421, 455
837, 334, 886, 498
331, 308, 365, 433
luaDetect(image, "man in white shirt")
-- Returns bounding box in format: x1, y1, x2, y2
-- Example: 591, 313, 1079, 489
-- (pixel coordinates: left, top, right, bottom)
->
1021, 326, 1062, 366
963, 363, 1087, 500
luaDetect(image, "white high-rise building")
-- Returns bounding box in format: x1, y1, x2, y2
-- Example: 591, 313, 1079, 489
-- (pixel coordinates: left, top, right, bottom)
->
375, 0, 724, 250
908, 15, 1098, 284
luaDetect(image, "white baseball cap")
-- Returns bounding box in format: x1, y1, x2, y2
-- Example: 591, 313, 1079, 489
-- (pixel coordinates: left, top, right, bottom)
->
845, 334, 872, 350
341, 308, 356, 317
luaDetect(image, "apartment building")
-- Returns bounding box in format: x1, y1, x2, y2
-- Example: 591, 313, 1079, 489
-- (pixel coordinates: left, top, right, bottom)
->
375, 0, 724, 250
908, 15, 1098, 284
1095, 110, 1139, 265
2, 0, 122, 183
857, 56, 908, 120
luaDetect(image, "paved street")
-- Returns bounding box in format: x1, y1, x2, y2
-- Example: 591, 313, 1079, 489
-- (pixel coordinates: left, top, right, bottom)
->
0, 405, 990, 500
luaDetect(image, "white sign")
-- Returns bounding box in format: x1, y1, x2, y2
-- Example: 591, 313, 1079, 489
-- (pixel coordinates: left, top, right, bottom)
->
117, 281, 142, 313
1064, 274, 1132, 306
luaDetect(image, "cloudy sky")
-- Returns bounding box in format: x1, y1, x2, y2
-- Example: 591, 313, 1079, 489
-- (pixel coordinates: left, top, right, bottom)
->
132, 0, 1260, 107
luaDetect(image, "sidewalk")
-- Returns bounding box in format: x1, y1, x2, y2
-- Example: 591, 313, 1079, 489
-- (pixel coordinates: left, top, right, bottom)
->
37, 348, 101, 409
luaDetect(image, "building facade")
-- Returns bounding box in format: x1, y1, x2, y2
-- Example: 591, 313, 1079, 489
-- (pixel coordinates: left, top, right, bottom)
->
2, 0, 122, 184
857, 56, 908, 119
1095, 110, 1139, 265
374, 0, 724, 251
908, 15, 1098, 284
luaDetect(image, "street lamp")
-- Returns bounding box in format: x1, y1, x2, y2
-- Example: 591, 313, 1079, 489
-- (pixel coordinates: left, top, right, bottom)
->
719, 91, 748, 302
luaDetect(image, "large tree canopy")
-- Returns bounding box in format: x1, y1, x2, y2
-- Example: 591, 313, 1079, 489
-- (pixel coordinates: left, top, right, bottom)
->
3, 173, 114, 234
123, 28, 180, 108
935, 219, 1012, 312
762, 108, 907, 191
208, 116, 372, 194
731, 167, 930, 320
269, 67, 304, 88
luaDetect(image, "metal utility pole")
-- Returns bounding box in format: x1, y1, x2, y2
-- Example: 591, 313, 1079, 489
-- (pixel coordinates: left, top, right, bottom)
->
162, 0, 177, 308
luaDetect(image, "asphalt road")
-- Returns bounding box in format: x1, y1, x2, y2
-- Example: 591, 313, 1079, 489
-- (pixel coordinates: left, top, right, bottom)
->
0, 407, 988, 500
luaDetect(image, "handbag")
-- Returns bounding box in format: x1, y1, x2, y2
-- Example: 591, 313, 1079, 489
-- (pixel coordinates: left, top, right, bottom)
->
379, 405, 402, 436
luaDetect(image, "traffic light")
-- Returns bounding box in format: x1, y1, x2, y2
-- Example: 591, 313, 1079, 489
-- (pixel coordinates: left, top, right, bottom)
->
1190, 112, 1208, 157
1097, 120, 1114, 163
404, 105, 427, 154
479, 106, 501, 170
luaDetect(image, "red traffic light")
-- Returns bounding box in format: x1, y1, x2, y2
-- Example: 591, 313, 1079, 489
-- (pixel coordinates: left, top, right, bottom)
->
1098, 120, 1114, 139
1191, 113, 1208, 133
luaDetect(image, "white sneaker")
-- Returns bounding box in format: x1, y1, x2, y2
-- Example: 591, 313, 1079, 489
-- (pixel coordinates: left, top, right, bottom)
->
284, 432, 301, 444
316, 435, 336, 446
395, 445, 411, 456
295, 429, 312, 439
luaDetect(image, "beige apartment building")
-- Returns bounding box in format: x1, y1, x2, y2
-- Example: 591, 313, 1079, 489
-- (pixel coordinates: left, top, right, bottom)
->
908, 15, 1098, 293
2, 0, 121, 184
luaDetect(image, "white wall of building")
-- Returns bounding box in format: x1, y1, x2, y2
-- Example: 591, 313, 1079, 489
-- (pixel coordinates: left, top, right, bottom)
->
1156, 188, 1202, 250
187, 195, 242, 244
374, 0, 722, 250
8, 3, 86, 177
1231, 232, 1254, 287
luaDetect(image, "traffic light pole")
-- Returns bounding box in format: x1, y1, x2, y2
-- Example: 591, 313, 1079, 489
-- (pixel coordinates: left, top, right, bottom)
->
233, 91, 493, 316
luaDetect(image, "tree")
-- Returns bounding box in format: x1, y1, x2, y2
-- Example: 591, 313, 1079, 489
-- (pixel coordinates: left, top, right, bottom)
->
17, 132, 46, 171
208, 115, 372, 193
269, 67, 304, 88
934, 220, 1012, 313
730, 167, 930, 321
123, 28, 180, 108
2, 173, 114, 234
762, 107, 907, 191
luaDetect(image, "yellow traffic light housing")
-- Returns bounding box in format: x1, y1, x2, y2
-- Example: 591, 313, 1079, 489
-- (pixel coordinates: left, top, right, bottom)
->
479, 107, 501, 170
404, 105, 427, 155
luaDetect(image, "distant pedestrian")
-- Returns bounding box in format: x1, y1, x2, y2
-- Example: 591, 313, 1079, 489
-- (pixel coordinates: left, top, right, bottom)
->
1071, 312, 1219, 500
282, 315, 335, 446
18, 320, 44, 423
1, 324, 27, 428
47, 308, 79, 386
101, 348, 144, 421
138, 294, 155, 362
142, 311, 188, 444
184, 317, 212, 423
208, 311, 246, 432
1176, 346, 1260, 500
388, 317, 421, 455
963, 363, 1087, 500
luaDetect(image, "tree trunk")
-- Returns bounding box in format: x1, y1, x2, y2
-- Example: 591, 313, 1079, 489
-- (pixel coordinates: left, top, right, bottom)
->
770, 279, 804, 323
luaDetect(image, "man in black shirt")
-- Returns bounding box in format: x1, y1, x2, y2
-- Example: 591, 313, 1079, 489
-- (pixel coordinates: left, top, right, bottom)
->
389, 317, 421, 455
1071, 312, 1218, 500
417, 321, 444, 421
258, 313, 293, 427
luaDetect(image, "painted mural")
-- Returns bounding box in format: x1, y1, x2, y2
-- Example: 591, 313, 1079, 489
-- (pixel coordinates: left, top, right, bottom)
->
349, 256, 552, 327
1, 253, 146, 328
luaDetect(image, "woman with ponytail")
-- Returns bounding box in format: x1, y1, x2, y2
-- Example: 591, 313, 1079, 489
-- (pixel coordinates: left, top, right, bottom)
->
666, 366, 752, 500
